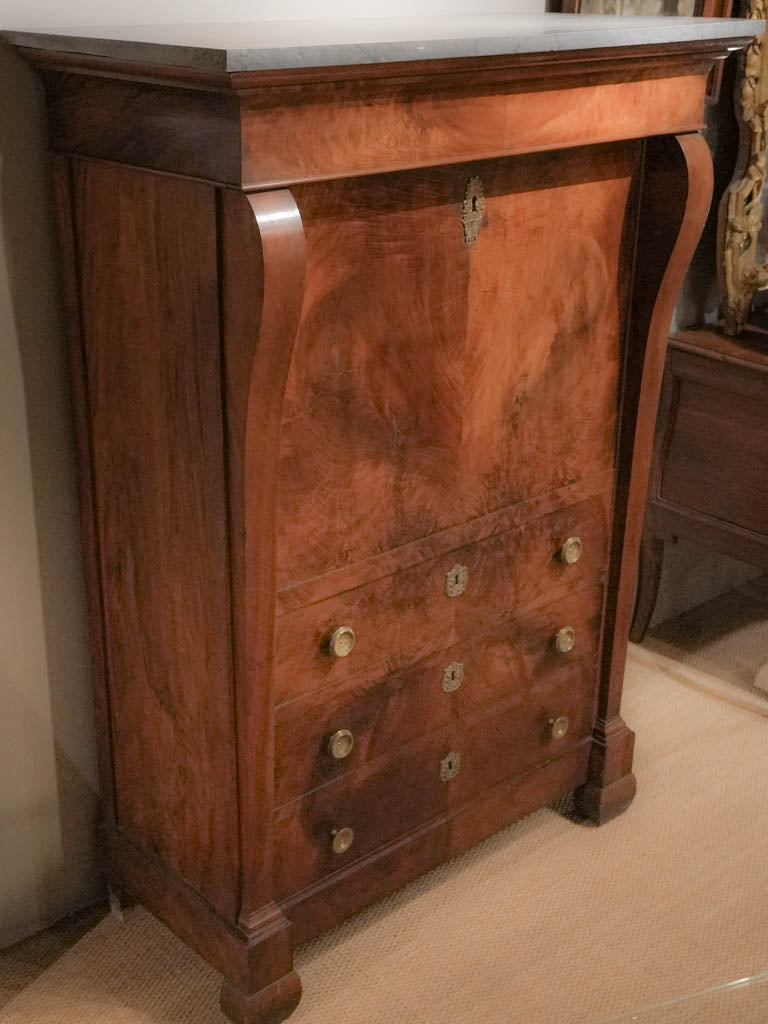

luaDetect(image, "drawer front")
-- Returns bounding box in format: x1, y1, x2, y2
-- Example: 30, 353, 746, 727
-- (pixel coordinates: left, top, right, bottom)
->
659, 373, 768, 536
273, 490, 609, 704
274, 581, 603, 807
273, 669, 594, 899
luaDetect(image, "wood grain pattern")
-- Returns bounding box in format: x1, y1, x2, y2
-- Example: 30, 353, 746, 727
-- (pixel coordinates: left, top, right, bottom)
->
14, 28, 741, 1023
220, 189, 306, 931
218, 189, 305, 1013
70, 160, 240, 918
660, 373, 768, 534
276, 145, 637, 587
106, 826, 300, 1024
281, 741, 591, 942
274, 492, 611, 703
576, 132, 714, 824
25, 42, 737, 188
274, 580, 604, 806
241, 75, 704, 189
52, 154, 118, 828
275, 471, 614, 615
274, 678, 594, 899
41, 70, 242, 184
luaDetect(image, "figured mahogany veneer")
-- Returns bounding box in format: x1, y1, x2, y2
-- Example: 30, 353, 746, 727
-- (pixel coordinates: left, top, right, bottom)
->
274, 492, 610, 701
14, 25, 741, 1024
274, 673, 595, 899
277, 150, 631, 585
275, 579, 604, 807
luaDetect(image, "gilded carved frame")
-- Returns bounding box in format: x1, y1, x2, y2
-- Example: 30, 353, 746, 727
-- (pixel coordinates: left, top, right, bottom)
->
720, 0, 768, 333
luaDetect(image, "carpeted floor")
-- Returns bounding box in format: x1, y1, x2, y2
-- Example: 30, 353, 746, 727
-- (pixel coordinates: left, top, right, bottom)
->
2, 584, 767, 1024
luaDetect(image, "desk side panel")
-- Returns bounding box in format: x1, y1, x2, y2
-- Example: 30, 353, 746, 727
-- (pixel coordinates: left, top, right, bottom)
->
67, 160, 240, 921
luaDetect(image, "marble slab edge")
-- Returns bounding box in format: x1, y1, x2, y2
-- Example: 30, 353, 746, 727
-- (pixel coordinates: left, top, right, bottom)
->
1, 17, 762, 74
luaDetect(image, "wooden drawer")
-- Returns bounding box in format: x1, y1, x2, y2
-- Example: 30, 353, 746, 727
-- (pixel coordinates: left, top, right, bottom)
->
273, 491, 609, 704
273, 666, 593, 899
659, 362, 768, 537
274, 581, 603, 806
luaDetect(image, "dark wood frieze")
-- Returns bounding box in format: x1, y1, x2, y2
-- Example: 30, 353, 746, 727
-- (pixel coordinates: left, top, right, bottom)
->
19, 36, 746, 187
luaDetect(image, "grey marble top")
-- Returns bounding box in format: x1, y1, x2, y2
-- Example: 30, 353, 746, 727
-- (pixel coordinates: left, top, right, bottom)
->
2, 14, 761, 74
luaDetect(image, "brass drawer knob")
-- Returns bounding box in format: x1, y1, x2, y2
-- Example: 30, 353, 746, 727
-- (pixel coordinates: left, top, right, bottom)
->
554, 626, 576, 653
327, 729, 355, 760
549, 715, 570, 740
328, 625, 356, 658
559, 536, 583, 564
330, 826, 355, 855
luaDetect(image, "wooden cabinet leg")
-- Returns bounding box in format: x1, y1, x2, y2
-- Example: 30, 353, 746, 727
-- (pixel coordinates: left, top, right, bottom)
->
630, 534, 665, 643
574, 717, 636, 825
220, 973, 302, 1024
216, 903, 302, 1024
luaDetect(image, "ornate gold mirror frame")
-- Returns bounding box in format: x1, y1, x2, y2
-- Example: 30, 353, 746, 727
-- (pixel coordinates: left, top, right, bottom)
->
720, 0, 768, 333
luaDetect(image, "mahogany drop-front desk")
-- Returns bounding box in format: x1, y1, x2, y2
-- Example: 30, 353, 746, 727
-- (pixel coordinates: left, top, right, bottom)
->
6, 14, 759, 1023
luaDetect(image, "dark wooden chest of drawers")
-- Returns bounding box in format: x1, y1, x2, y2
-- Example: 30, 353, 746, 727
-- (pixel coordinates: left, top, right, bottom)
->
8, 14, 756, 1024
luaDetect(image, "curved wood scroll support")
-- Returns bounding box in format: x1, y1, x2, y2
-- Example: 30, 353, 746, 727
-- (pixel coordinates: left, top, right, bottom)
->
220, 189, 306, 1022
576, 132, 714, 825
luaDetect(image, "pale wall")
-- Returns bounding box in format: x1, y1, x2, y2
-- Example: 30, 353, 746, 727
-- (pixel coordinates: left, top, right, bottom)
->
0, 44, 99, 948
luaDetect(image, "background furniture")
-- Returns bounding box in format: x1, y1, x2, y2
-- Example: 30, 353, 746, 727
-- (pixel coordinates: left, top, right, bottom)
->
631, 0, 768, 641
721, 0, 768, 334
631, 326, 768, 639
7, 14, 756, 1024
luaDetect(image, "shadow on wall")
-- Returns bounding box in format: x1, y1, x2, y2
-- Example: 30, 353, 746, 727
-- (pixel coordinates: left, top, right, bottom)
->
0, 43, 102, 944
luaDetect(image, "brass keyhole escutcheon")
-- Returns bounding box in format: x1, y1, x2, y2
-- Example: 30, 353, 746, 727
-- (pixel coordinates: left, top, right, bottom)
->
554, 626, 576, 654
462, 176, 486, 246
445, 564, 468, 598
549, 716, 570, 741
442, 661, 465, 693
559, 536, 583, 565
440, 751, 462, 782
328, 625, 356, 658
330, 827, 355, 855
328, 729, 354, 760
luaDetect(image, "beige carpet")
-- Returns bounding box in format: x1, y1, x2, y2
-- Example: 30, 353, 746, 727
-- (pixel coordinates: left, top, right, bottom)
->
2, 619, 768, 1023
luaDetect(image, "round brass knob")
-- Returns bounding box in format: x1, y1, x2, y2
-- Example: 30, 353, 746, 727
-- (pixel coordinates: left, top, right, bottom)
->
328, 625, 356, 658
327, 729, 355, 760
330, 826, 354, 855
559, 536, 582, 565
549, 715, 570, 740
554, 626, 576, 653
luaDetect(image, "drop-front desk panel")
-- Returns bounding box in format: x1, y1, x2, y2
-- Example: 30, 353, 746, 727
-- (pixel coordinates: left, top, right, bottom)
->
7, 14, 757, 1023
